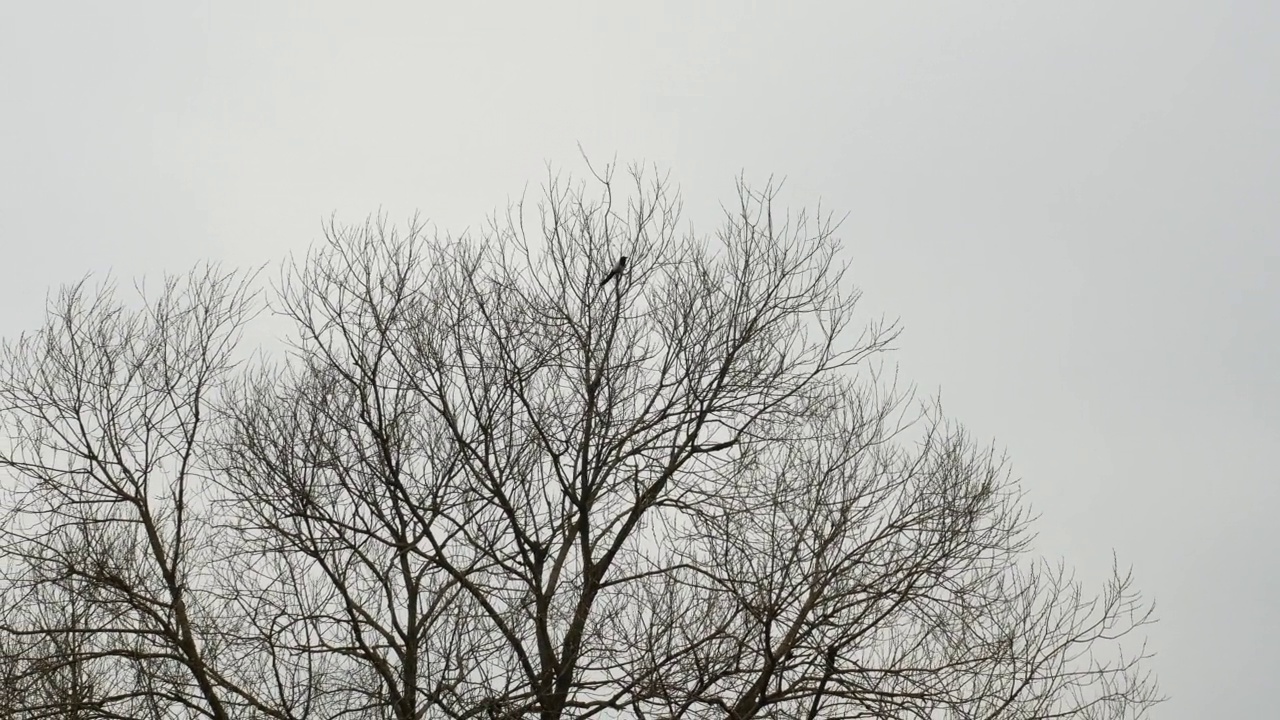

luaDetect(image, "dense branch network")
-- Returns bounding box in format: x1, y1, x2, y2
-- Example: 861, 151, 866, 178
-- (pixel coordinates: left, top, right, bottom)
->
0, 166, 1159, 720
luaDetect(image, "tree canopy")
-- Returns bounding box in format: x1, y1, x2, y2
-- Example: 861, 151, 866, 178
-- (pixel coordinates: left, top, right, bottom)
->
0, 166, 1159, 720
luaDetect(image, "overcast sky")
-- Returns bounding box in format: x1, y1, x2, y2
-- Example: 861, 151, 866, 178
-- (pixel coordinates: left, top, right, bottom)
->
2, 2, 1275, 716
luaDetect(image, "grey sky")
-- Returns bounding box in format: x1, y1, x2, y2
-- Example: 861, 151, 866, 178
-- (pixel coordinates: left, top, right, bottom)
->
2, 2, 1275, 716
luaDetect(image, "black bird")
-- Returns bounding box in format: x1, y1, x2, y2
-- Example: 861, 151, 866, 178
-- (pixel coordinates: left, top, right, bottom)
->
599, 256, 628, 287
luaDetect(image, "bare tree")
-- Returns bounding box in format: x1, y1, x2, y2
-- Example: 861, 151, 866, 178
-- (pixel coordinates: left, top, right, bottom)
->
1, 165, 1159, 720
0, 268, 289, 720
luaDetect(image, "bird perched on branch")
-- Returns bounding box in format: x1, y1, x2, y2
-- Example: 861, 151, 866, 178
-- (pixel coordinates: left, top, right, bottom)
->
599, 256, 627, 287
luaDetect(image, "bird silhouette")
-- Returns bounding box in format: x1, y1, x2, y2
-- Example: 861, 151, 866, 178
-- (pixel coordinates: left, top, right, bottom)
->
599, 256, 628, 286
